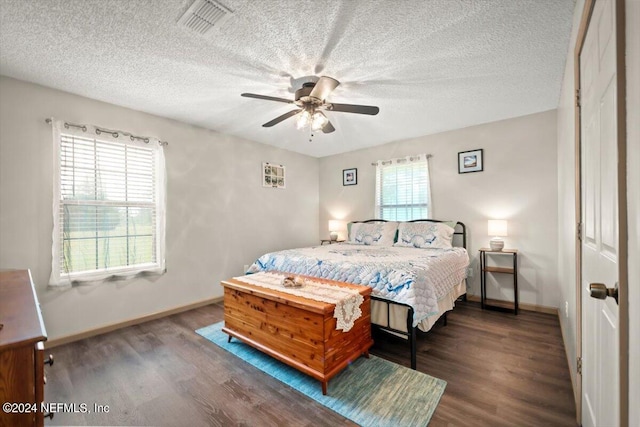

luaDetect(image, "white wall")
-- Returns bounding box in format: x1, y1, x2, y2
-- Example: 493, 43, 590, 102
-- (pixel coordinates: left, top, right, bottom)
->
557, 0, 640, 422
319, 110, 559, 308
0, 76, 319, 341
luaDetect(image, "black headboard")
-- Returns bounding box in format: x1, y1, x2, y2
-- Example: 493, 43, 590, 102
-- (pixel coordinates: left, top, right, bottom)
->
350, 219, 467, 249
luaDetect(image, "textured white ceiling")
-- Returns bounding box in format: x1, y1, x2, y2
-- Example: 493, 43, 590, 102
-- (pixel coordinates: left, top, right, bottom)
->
0, 0, 575, 157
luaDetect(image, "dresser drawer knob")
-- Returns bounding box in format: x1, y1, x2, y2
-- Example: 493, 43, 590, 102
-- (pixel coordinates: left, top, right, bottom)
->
45, 354, 54, 366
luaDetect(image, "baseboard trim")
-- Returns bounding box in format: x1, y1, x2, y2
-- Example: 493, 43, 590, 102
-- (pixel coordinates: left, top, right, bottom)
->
557, 309, 579, 410
466, 295, 558, 315
45, 296, 223, 349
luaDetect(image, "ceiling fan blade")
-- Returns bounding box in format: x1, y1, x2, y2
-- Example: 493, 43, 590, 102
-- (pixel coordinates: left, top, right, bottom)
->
262, 109, 301, 127
309, 76, 340, 101
321, 121, 335, 134
241, 93, 294, 104
327, 103, 380, 115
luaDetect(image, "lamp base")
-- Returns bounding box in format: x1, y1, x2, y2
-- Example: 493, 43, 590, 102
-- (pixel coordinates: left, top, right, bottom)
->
489, 238, 504, 251
329, 231, 338, 241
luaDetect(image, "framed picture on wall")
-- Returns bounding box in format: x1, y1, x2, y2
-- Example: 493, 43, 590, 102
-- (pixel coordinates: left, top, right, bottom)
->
263, 162, 285, 188
343, 168, 357, 186
458, 149, 483, 173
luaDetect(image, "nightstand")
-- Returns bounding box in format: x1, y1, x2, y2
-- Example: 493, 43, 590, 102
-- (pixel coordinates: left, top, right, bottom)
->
320, 239, 345, 245
479, 248, 518, 315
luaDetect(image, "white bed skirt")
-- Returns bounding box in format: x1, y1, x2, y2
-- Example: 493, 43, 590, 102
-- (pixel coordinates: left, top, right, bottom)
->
371, 280, 467, 335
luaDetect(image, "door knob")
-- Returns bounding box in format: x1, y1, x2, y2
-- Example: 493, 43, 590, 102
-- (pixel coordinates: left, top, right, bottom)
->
589, 282, 619, 305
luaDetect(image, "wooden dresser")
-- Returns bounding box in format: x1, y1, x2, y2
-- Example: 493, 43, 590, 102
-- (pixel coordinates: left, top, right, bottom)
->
0, 270, 49, 427
221, 275, 373, 395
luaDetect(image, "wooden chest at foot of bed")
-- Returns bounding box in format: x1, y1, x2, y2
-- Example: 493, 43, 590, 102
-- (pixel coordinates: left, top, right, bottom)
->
221, 276, 373, 395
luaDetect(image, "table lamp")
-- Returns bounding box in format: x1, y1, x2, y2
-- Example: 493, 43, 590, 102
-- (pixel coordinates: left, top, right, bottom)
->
488, 220, 508, 251
328, 220, 342, 241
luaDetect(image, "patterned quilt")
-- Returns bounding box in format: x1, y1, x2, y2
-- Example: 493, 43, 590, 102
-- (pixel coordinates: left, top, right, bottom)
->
247, 243, 469, 327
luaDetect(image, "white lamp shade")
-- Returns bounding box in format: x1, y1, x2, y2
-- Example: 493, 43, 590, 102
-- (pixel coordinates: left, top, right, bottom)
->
328, 220, 345, 241
488, 220, 508, 237
328, 220, 343, 232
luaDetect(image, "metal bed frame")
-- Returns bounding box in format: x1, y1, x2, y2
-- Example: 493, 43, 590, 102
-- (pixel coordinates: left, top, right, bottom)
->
351, 219, 467, 370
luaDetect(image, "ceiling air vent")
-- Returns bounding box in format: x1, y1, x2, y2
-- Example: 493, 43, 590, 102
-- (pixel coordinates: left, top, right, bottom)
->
178, 0, 233, 35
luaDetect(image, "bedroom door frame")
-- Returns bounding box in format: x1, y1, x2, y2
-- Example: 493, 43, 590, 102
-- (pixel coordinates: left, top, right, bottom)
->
574, 0, 629, 425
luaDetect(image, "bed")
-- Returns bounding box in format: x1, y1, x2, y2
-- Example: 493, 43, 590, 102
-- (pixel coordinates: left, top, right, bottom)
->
246, 219, 469, 369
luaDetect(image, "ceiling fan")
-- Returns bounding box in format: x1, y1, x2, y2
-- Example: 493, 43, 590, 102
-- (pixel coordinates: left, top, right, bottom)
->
241, 76, 380, 134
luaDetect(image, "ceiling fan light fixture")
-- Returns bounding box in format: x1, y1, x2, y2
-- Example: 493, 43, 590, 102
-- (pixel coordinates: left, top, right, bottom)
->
296, 108, 312, 129
241, 76, 380, 133
311, 111, 328, 131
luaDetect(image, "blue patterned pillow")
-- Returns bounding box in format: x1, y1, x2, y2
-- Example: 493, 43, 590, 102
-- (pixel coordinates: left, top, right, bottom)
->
394, 222, 454, 249
348, 222, 398, 246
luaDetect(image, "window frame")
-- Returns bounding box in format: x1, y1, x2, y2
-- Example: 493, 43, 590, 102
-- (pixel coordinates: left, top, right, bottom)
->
374, 155, 432, 221
49, 121, 166, 286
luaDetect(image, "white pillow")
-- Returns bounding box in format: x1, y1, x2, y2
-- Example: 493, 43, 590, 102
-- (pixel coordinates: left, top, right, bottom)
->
394, 222, 454, 249
349, 222, 398, 246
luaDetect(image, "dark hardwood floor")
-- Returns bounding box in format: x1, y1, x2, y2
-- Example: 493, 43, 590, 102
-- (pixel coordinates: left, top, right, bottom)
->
45, 301, 577, 426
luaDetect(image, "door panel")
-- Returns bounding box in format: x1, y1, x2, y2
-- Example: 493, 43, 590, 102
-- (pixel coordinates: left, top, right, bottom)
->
600, 78, 617, 258
583, 112, 598, 247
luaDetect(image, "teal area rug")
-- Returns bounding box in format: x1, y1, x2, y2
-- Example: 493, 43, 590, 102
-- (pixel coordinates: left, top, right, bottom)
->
196, 322, 446, 427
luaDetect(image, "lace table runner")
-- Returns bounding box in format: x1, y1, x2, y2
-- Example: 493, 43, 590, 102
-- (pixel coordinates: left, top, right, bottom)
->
233, 272, 364, 332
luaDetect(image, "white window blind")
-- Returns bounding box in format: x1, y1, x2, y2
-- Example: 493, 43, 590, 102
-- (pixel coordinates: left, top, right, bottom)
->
50, 121, 166, 285
375, 155, 431, 221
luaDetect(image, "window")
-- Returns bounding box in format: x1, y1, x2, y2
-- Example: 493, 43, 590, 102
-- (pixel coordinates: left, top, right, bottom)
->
375, 155, 431, 221
50, 121, 166, 285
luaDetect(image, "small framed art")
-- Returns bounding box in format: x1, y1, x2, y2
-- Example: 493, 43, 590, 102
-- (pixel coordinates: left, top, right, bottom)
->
458, 149, 483, 174
263, 162, 285, 188
343, 168, 357, 186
